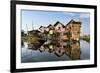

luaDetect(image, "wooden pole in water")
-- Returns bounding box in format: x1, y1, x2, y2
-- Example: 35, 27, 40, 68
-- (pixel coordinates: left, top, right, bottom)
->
26, 24, 28, 35
32, 21, 34, 30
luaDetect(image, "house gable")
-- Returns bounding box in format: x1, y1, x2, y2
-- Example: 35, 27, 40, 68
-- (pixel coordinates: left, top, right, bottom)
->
54, 21, 65, 30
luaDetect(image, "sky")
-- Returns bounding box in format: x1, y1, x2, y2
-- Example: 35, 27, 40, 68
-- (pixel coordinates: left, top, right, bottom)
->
21, 10, 90, 35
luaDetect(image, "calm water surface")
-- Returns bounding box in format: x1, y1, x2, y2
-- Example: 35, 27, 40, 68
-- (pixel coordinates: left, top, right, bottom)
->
21, 40, 90, 63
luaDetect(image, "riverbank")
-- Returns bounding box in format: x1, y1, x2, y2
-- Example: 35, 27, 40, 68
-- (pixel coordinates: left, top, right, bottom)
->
80, 35, 90, 42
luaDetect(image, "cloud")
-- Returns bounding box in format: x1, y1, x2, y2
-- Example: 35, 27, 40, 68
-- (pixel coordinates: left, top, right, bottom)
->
79, 14, 90, 19
62, 12, 90, 19
62, 12, 76, 17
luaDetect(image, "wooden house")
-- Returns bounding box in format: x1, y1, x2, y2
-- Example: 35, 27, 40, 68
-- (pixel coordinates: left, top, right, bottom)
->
65, 20, 81, 41
54, 21, 65, 33
39, 26, 45, 33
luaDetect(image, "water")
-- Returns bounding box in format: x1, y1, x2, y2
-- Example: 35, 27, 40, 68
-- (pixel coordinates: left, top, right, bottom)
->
21, 40, 90, 63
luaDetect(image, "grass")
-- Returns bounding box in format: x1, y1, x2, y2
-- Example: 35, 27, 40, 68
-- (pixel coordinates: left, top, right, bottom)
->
80, 35, 90, 42
21, 34, 40, 44
21, 33, 47, 48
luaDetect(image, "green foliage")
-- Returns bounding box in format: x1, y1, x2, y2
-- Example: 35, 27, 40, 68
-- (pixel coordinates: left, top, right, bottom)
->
80, 35, 90, 42
22, 34, 40, 44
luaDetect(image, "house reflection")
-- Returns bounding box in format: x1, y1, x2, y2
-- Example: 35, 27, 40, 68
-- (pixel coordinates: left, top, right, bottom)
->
65, 42, 80, 60
27, 40, 80, 60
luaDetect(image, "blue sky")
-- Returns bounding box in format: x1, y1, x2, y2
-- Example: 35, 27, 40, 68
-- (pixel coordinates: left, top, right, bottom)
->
21, 10, 90, 35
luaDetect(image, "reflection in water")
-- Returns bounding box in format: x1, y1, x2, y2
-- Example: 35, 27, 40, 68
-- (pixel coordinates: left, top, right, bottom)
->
37, 41, 81, 60
70, 42, 80, 60
21, 39, 88, 63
